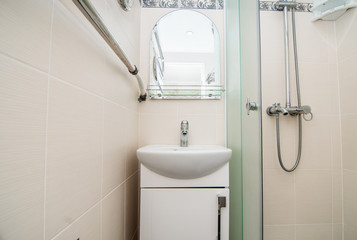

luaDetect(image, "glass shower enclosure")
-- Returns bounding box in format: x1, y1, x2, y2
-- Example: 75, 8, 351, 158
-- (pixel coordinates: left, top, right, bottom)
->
227, 0, 263, 240
228, 0, 357, 239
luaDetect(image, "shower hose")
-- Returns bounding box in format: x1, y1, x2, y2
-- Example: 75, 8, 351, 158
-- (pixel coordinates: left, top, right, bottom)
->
276, 8, 302, 172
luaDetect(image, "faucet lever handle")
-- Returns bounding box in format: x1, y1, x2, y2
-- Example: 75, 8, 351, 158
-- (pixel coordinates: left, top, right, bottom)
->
300, 105, 311, 114
300, 105, 313, 121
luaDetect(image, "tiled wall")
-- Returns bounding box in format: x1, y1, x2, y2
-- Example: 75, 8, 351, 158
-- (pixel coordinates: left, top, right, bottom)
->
335, 7, 357, 240
0, 0, 141, 239
260, 8, 344, 240
138, 8, 225, 147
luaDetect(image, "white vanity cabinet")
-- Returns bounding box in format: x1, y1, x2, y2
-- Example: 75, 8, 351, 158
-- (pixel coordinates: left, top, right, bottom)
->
137, 145, 231, 240
139, 163, 230, 240
140, 188, 229, 240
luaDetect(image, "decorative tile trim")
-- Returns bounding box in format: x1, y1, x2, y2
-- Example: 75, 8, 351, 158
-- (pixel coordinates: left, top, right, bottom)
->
217, 0, 223, 9
260, 1, 313, 12
142, 0, 223, 9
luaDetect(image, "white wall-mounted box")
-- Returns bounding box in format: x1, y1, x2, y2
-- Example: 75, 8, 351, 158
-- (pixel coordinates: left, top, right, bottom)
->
312, 0, 357, 21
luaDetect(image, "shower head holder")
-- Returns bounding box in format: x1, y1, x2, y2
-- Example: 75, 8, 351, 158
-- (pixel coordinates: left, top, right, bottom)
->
273, 1, 298, 11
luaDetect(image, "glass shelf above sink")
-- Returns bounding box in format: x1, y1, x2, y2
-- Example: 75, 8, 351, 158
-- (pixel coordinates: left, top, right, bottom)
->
147, 84, 225, 100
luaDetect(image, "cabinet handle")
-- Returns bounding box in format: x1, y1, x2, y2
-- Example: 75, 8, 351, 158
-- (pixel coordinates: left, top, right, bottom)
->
217, 196, 226, 240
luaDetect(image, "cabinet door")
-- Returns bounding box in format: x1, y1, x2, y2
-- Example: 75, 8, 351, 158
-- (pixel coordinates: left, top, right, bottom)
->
140, 188, 229, 240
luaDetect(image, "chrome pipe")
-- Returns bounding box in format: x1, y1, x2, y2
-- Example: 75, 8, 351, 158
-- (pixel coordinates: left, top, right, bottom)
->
283, 6, 291, 108
73, 0, 147, 102
292, 7, 301, 107
266, 3, 314, 173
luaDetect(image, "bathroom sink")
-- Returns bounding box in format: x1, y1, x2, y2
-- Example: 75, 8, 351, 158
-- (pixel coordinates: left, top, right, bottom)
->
137, 145, 232, 179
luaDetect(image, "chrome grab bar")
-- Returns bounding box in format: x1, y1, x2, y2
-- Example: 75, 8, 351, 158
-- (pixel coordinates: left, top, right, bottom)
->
73, 0, 147, 102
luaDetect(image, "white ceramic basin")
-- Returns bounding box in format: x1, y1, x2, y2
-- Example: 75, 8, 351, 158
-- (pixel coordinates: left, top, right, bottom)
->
137, 145, 232, 179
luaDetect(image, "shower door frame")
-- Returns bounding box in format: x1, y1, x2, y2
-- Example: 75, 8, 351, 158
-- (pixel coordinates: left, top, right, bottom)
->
227, 0, 263, 239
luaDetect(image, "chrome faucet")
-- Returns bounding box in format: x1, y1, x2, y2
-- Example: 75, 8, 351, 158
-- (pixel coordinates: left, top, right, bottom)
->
267, 102, 313, 120
266, 103, 288, 116
180, 120, 189, 147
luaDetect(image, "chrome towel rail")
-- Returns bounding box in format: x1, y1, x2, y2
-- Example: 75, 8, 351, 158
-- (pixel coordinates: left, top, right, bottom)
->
73, 0, 147, 102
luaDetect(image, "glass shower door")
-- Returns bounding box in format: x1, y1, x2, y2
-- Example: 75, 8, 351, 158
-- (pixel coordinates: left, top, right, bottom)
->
240, 0, 263, 239
227, 0, 262, 240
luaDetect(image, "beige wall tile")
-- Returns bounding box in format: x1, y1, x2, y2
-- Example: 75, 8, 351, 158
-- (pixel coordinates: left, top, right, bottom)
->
264, 225, 295, 240
102, 185, 125, 240
263, 170, 295, 225
296, 224, 333, 240
103, 102, 127, 196
333, 170, 343, 223
336, 10, 357, 240
343, 170, 357, 229
295, 13, 335, 64
57, 0, 141, 108
331, 117, 342, 170
217, 95, 226, 116
178, 101, 218, 115
104, 48, 140, 109
50, 1, 107, 97
216, 114, 226, 146
341, 114, 357, 171
139, 99, 179, 114
105, 0, 141, 59
52, 205, 101, 240
336, 8, 357, 61
125, 112, 139, 178
125, 173, 138, 240
138, 100, 225, 147
299, 63, 340, 116
139, 113, 179, 146
0, 0, 52, 72
261, 59, 286, 107
299, 116, 332, 170
260, 12, 284, 62
339, 55, 357, 114
1, 0, 140, 239
333, 223, 343, 240
344, 223, 357, 240
45, 79, 102, 239
59, 0, 105, 20
179, 114, 220, 145
0, 56, 47, 240
295, 170, 333, 224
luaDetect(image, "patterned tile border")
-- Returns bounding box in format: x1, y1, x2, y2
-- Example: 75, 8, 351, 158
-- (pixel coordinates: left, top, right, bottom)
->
260, 1, 313, 12
142, 0, 223, 9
